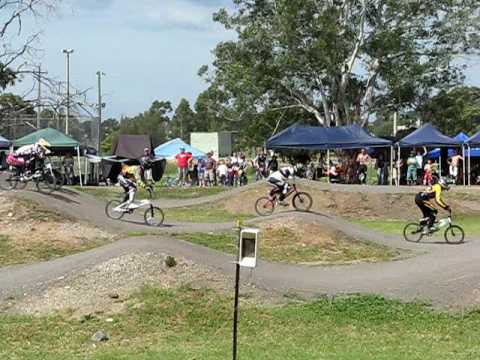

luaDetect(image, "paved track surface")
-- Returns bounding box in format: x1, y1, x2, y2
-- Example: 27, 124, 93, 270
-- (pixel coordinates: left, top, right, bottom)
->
1, 183, 479, 309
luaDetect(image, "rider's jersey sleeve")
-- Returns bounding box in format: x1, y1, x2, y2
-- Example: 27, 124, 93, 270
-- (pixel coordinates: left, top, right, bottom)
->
432, 184, 448, 209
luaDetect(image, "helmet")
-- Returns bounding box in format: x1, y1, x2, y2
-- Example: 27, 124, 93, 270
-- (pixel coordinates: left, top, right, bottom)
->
282, 166, 295, 177
438, 177, 450, 190
37, 138, 51, 150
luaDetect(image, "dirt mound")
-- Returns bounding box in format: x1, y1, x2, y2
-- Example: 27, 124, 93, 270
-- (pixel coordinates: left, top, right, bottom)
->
221, 185, 480, 220
253, 215, 398, 264
0, 198, 114, 266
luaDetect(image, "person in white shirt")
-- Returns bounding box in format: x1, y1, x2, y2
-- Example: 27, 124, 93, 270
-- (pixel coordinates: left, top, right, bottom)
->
216, 161, 228, 186
267, 166, 294, 205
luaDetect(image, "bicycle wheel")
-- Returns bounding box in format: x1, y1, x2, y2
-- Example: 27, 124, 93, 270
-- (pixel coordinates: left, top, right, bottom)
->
144, 206, 164, 226
105, 200, 125, 220
292, 192, 313, 212
0, 170, 18, 190
255, 196, 275, 216
35, 173, 57, 193
444, 225, 465, 244
403, 223, 423, 242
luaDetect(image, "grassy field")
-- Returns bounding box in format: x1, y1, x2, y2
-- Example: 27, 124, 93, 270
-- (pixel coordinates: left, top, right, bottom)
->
74, 185, 228, 201
166, 204, 252, 223
2, 286, 480, 359
354, 215, 480, 237
0, 234, 111, 267
176, 231, 398, 264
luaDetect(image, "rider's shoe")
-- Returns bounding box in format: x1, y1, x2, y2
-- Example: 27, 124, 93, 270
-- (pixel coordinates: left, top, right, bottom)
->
277, 200, 289, 207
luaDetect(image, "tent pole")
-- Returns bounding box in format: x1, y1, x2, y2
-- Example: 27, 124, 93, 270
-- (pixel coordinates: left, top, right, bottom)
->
77, 146, 83, 187
85, 155, 88, 185
389, 146, 393, 186
462, 145, 466, 187
439, 153, 442, 177
468, 145, 471, 186
327, 149, 330, 184
397, 145, 401, 187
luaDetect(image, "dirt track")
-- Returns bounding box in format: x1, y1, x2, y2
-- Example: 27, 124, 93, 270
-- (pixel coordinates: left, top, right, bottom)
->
1, 183, 480, 310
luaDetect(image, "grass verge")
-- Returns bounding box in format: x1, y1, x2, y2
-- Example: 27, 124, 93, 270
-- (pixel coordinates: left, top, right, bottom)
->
353, 215, 480, 236
0, 235, 111, 267
74, 185, 227, 201
166, 204, 252, 223
176, 231, 398, 264
1, 287, 480, 359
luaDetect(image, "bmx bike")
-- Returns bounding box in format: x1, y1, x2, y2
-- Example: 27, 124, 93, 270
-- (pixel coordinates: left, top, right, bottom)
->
403, 211, 465, 244
105, 186, 164, 226
254, 183, 313, 216
0, 159, 57, 193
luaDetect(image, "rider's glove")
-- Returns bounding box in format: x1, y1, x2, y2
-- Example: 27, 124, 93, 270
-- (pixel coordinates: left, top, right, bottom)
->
445, 205, 451, 212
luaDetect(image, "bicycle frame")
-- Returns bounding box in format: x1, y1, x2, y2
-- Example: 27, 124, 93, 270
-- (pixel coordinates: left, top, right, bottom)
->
113, 198, 152, 212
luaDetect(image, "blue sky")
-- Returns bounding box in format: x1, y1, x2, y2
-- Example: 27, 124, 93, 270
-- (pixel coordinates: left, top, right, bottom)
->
8, 0, 480, 120
13, 0, 234, 119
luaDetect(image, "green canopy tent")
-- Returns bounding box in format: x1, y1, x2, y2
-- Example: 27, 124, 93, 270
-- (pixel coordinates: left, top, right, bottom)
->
14, 128, 84, 186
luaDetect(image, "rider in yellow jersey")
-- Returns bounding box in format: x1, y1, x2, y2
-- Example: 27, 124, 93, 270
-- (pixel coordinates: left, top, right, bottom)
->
415, 177, 451, 233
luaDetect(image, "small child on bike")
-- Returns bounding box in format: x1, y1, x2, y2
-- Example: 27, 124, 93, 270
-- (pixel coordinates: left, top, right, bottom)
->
118, 164, 137, 211
415, 177, 451, 234
267, 166, 295, 205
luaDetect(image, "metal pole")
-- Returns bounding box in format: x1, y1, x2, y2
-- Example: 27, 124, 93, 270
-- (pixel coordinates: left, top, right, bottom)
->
390, 145, 393, 186
462, 145, 466, 186
76, 146, 83, 187
397, 145, 401, 187
232, 225, 241, 360
66, 53, 70, 135
468, 145, 471, 186
439, 153, 442, 177
327, 149, 330, 184
96, 71, 104, 154
63, 49, 74, 135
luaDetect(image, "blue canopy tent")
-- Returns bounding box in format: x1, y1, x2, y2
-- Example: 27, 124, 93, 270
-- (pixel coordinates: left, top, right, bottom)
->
397, 123, 463, 185
466, 131, 480, 186
266, 123, 392, 150
266, 123, 393, 184
397, 123, 462, 148
154, 138, 206, 159
0, 135, 10, 148
427, 132, 470, 159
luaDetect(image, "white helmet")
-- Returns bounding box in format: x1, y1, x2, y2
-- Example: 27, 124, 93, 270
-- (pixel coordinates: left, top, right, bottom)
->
438, 177, 450, 190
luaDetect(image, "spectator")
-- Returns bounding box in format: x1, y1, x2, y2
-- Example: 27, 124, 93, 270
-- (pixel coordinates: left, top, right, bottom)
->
406, 151, 418, 185
175, 147, 192, 186
205, 151, 217, 186
415, 147, 427, 182
139, 148, 154, 184
63, 153, 75, 185
267, 155, 278, 174
327, 161, 340, 183
197, 158, 206, 187
376, 155, 389, 185
423, 159, 434, 186
448, 151, 463, 183
393, 158, 404, 186
217, 160, 228, 186
356, 148, 370, 184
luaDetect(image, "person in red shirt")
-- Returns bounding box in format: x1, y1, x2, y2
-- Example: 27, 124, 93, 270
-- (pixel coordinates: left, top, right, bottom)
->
175, 147, 192, 185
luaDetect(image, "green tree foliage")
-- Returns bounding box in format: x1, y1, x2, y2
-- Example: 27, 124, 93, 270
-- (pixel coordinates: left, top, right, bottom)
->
419, 86, 480, 136
117, 100, 172, 147
204, 0, 480, 130
170, 98, 197, 141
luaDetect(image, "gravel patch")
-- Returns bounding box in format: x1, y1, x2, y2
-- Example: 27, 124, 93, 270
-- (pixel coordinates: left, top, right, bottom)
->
4, 252, 251, 317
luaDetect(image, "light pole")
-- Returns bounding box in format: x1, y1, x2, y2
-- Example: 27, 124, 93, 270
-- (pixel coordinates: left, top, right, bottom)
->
62, 48, 74, 135
96, 71, 105, 154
